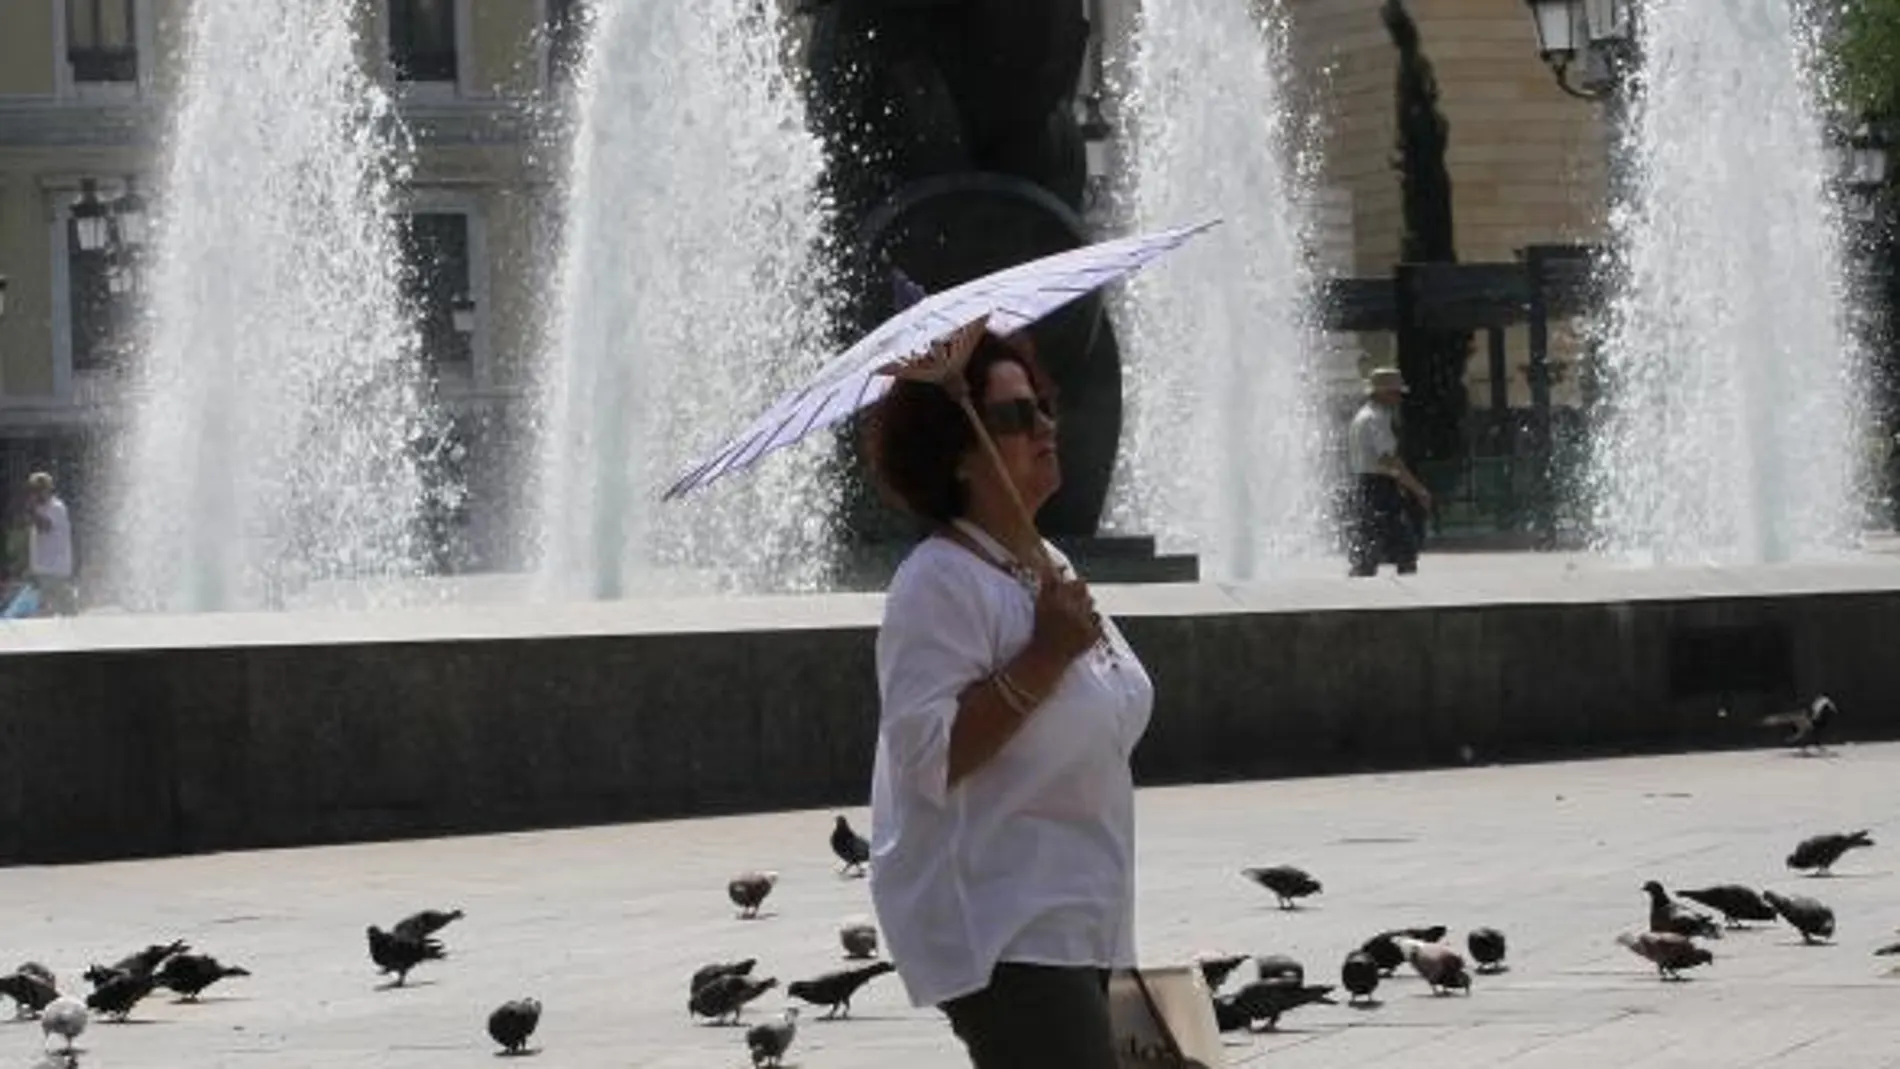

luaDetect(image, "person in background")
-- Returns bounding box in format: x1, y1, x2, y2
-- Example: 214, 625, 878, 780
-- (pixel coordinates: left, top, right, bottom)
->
24, 472, 76, 615
1346, 367, 1432, 577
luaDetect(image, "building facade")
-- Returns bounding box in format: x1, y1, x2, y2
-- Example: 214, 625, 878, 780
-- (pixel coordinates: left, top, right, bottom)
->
0, 0, 1607, 572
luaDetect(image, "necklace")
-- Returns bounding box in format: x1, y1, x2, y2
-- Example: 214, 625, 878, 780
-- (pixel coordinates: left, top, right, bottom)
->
949, 518, 1121, 668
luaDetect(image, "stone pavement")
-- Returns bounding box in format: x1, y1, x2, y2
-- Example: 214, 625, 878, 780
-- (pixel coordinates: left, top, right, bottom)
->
1, 745, 1897, 1069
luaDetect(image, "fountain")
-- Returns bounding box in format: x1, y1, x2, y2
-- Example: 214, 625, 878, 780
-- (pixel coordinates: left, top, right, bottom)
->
105, 0, 445, 613
1587, 0, 1865, 565
530, 0, 838, 601
1108, 0, 1331, 582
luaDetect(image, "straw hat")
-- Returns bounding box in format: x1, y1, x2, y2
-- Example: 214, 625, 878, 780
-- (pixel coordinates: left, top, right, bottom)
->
1365, 367, 1408, 395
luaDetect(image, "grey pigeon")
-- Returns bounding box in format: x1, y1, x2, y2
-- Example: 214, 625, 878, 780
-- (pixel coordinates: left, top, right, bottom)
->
832, 815, 871, 876
154, 954, 250, 1001
1762, 890, 1836, 943
366, 925, 445, 986
1254, 953, 1304, 985
1617, 931, 1712, 980
1643, 881, 1722, 939
728, 870, 778, 919
786, 961, 895, 1018
840, 919, 879, 960
487, 997, 541, 1054
1787, 830, 1873, 875
1397, 938, 1471, 996
39, 996, 86, 1050
1361, 926, 1446, 975
690, 959, 757, 1005
1212, 980, 1334, 1031
1193, 953, 1249, 991
690, 973, 778, 1024
1340, 951, 1380, 1004
392, 908, 464, 941
1760, 695, 1835, 751
1676, 884, 1778, 927
746, 1007, 799, 1067
1240, 865, 1322, 909
1466, 928, 1507, 973
0, 969, 58, 1017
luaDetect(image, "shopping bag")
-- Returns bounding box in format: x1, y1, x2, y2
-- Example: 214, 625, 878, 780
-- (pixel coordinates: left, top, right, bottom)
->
1106, 965, 1227, 1069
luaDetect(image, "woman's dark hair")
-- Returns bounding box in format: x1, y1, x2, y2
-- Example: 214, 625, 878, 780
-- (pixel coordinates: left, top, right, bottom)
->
862, 331, 1055, 524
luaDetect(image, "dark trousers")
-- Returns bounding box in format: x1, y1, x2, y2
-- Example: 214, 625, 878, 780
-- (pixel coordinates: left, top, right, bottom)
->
941, 963, 1118, 1069
1348, 473, 1419, 577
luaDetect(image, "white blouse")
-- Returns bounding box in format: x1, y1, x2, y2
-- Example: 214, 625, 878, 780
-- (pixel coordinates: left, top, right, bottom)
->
868, 531, 1155, 1009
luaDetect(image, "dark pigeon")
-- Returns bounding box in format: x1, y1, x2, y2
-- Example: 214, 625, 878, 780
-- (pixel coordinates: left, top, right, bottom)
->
1466, 928, 1507, 973
109, 941, 187, 980
691, 959, 758, 1004
1762, 890, 1836, 944
153, 954, 250, 1001
1643, 881, 1722, 940
1254, 954, 1304, 985
786, 961, 895, 1018
1787, 830, 1873, 875
1240, 865, 1322, 909
0, 970, 58, 1017
1676, 884, 1778, 927
1617, 931, 1713, 980
832, 816, 871, 876
366, 925, 445, 986
1875, 936, 1899, 957
85, 970, 155, 1021
392, 908, 464, 941
1195, 954, 1250, 992
1760, 695, 1835, 751
1212, 980, 1335, 1031
729, 871, 779, 919
746, 1008, 799, 1067
1340, 951, 1380, 1004
691, 973, 778, 1025
487, 997, 541, 1055
16, 963, 56, 989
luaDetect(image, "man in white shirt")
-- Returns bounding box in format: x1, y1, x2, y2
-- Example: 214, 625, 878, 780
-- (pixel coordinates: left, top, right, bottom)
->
25, 472, 76, 614
1345, 368, 1431, 577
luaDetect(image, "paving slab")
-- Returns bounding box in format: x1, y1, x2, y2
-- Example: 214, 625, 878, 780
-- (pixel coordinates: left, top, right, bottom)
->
1, 744, 1897, 1068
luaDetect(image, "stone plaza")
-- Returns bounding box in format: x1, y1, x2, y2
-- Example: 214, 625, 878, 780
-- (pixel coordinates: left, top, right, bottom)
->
1, 742, 1894, 1068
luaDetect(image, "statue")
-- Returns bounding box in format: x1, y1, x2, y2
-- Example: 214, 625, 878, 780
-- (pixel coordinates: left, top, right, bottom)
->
803, 0, 1125, 541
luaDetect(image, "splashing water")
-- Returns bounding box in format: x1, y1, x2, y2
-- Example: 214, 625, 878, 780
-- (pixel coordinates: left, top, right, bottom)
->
107, 0, 444, 613
1109, 0, 1331, 580
530, 0, 838, 600
1588, 0, 1866, 564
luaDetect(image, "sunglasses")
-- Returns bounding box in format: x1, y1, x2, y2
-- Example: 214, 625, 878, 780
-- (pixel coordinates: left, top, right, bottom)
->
982, 396, 1057, 436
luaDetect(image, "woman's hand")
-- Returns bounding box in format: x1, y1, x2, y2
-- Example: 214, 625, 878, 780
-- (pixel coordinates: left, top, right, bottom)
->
1029, 574, 1103, 666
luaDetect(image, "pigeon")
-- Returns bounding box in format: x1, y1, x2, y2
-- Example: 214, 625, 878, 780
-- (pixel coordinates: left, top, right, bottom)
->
1616, 931, 1713, 980
1760, 695, 1835, 751
1676, 884, 1778, 928
1, 969, 59, 1017
1787, 830, 1873, 875
832, 816, 871, 876
1212, 980, 1335, 1031
839, 918, 879, 960
16, 963, 57, 989
1397, 938, 1471, 996
392, 908, 465, 941
1762, 890, 1836, 944
690, 959, 758, 1004
85, 969, 155, 1021
786, 961, 896, 1018
1254, 954, 1304, 985
109, 941, 187, 979
1194, 953, 1250, 991
1340, 951, 1380, 1004
1467, 927, 1507, 973
366, 925, 445, 986
1643, 881, 1722, 939
690, 973, 778, 1024
1240, 865, 1322, 909
39, 996, 86, 1050
1874, 936, 1900, 956
746, 1007, 799, 1067
1361, 926, 1447, 975
153, 954, 251, 1001
487, 997, 541, 1055
729, 871, 779, 918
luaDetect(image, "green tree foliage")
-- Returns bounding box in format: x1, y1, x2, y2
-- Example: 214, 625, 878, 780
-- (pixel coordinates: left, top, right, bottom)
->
1832, 0, 1900, 121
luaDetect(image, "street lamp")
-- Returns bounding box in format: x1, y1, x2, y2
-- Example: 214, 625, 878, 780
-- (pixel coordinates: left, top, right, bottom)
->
450, 294, 477, 335
70, 179, 113, 254
110, 175, 150, 255
1522, 0, 1634, 101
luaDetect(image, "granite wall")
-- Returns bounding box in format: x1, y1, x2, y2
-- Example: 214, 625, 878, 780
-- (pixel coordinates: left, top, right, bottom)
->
3, 583, 1896, 866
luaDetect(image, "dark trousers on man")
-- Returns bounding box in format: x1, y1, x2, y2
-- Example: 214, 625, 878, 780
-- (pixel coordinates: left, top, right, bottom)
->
1348, 473, 1418, 577
941, 963, 1118, 1069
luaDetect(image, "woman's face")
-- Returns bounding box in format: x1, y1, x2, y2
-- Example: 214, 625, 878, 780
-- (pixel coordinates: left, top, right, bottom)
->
971, 359, 1059, 512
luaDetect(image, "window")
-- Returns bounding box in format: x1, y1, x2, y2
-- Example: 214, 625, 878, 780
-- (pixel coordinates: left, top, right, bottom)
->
399, 212, 474, 368
389, 0, 458, 84
67, 0, 138, 84
547, 0, 589, 84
